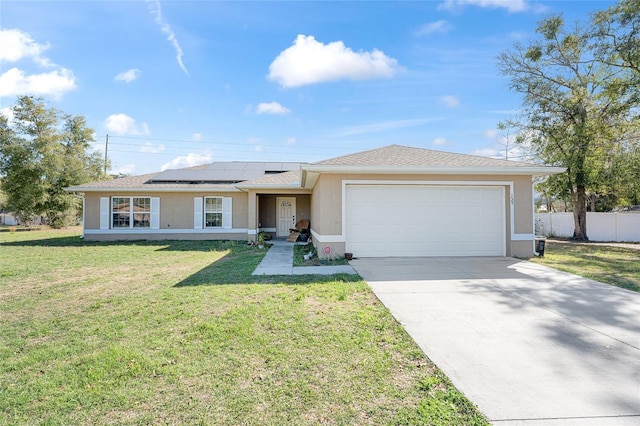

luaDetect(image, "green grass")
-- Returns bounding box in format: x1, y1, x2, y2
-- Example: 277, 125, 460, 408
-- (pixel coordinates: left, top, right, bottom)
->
293, 243, 350, 267
530, 240, 640, 292
0, 228, 487, 425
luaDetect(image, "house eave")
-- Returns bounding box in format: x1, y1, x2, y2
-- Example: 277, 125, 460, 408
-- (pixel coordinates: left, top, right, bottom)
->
64, 186, 243, 193
300, 165, 565, 189
233, 183, 303, 191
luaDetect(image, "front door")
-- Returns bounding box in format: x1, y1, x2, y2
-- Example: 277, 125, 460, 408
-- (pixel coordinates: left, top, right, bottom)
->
276, 197, 296, 237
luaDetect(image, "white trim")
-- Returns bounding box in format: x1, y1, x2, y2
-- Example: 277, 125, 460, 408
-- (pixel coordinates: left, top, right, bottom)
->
204, 196, 224, 228
259, 227, 277, 233
511, 234, 535, 241
110, 196, 154, 230
234, 183, 303, 190
67, 187, 242, 193
81, 195, 86, 237
247, 229, 258, 235
310, 229, 345, 243
84, 228, 248, 235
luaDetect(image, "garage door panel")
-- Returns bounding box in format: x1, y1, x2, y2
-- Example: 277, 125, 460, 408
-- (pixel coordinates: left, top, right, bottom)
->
345, 185, 505, 257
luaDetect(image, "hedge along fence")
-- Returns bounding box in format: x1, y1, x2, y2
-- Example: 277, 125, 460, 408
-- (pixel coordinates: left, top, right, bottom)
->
536, 213, 640, 242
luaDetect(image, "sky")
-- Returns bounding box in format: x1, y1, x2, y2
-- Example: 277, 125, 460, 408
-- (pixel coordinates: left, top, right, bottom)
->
0, 0, 617, 175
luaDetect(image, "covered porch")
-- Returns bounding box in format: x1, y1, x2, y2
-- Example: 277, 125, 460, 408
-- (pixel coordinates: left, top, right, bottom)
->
246, 190, 312, 242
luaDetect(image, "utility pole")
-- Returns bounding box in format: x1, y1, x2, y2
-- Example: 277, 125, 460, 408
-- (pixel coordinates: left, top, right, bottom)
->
104, 134, 109, 174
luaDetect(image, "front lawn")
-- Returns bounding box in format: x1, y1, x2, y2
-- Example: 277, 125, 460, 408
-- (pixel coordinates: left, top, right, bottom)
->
0, 229, 487, 425
530, 239, 640, 293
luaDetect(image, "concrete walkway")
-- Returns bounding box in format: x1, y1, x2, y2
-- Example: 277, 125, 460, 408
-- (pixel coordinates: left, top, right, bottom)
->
351, 257, 640, 426
251, 239, 357, 276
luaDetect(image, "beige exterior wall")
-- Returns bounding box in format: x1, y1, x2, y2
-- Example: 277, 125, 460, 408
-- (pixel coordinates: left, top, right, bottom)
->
310, 173, 535, 259
83, 232, 246, 242
81, 173, 535, 257
83, 191, 248, 230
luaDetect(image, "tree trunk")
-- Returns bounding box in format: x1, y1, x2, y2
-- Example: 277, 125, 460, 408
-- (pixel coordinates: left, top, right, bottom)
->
572, 185, 588, 240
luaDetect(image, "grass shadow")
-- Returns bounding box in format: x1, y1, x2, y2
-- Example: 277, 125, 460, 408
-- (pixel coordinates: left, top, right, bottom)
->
0, 236, 246, 253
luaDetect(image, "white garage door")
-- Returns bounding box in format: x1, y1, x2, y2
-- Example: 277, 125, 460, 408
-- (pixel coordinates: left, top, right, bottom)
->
345, 185, 505, 257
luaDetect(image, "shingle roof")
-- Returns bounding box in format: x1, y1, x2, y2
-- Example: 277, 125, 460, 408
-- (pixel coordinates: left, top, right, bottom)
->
66, 145, 563, 193
313, 144, 535, 168
238, 170, 301, 186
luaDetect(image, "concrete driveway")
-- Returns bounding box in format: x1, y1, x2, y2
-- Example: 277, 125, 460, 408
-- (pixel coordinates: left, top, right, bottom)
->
351, 257, 640, 425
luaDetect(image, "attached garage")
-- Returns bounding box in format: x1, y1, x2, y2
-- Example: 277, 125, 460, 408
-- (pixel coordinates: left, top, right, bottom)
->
345, 184, 506, 257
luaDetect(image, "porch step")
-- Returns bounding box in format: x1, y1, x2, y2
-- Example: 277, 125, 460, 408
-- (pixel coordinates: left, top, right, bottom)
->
286, 232, 300, 242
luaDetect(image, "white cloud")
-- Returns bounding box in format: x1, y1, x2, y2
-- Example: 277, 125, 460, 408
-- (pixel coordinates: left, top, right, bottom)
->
484, 129, 499, 139
114, 68, 141, 83
114, 164, 137, 175
256, 101, 291, 115
414, 20, 453, 36
284, 137, 297, 145
431, 137, 451, 146
147, 0, 189, 76
0, 67, 77, 99
0, 107, 14, 124
161, 152, 213, 171
254, 145, 263, 152
440, 95, 460, 108
104, 113, 150, 135
192, 132, 202, 141
0, 28, 51, 66
333, 117, 439, 137
439, 0, 530, 12
140, 141, 165, 153
0, 29, 77, 99
268, 34, 403, 88
247, 137, 261, 144
472, 147, 503, 158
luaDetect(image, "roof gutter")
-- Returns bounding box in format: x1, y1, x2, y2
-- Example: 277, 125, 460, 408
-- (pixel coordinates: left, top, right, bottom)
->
64, 186, 242, 193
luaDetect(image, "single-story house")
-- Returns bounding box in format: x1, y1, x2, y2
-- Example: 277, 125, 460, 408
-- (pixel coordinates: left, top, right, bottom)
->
66, 145, 564, 258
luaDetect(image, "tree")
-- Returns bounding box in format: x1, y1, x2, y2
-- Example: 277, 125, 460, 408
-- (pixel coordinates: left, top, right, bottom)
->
0, 96, 109, 227
592, 0, 640, 75
498, 8, 639, 240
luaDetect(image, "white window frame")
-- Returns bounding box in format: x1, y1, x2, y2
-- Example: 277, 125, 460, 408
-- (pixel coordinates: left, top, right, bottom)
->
204, 196, 223, 228
111, 196, 152, 229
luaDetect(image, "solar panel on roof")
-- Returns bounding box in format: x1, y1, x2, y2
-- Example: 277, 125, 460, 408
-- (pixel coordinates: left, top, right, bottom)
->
149, 162, 301, 183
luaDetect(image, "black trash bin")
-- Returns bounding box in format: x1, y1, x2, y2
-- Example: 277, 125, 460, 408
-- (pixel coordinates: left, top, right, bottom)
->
535, 236, 546, 257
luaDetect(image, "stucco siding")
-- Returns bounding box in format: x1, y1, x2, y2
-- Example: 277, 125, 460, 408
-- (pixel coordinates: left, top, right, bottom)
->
310, 173, 535, 258
83, 232, 247, 242
83, 191, 248, 231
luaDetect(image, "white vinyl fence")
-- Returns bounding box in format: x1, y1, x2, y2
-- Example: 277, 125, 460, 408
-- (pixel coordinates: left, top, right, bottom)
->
536, 212, 640, 242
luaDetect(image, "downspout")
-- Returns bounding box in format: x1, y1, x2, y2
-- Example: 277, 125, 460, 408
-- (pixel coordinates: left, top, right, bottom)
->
532, 179, 539, 256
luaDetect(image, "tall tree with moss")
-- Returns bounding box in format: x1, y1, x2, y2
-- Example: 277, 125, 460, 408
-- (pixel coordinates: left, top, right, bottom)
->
0, 96, 109, 227
498, 3, 639, 240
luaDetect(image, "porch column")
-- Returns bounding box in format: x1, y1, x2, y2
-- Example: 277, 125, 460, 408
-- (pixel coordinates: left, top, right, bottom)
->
247, 190, 258, 241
